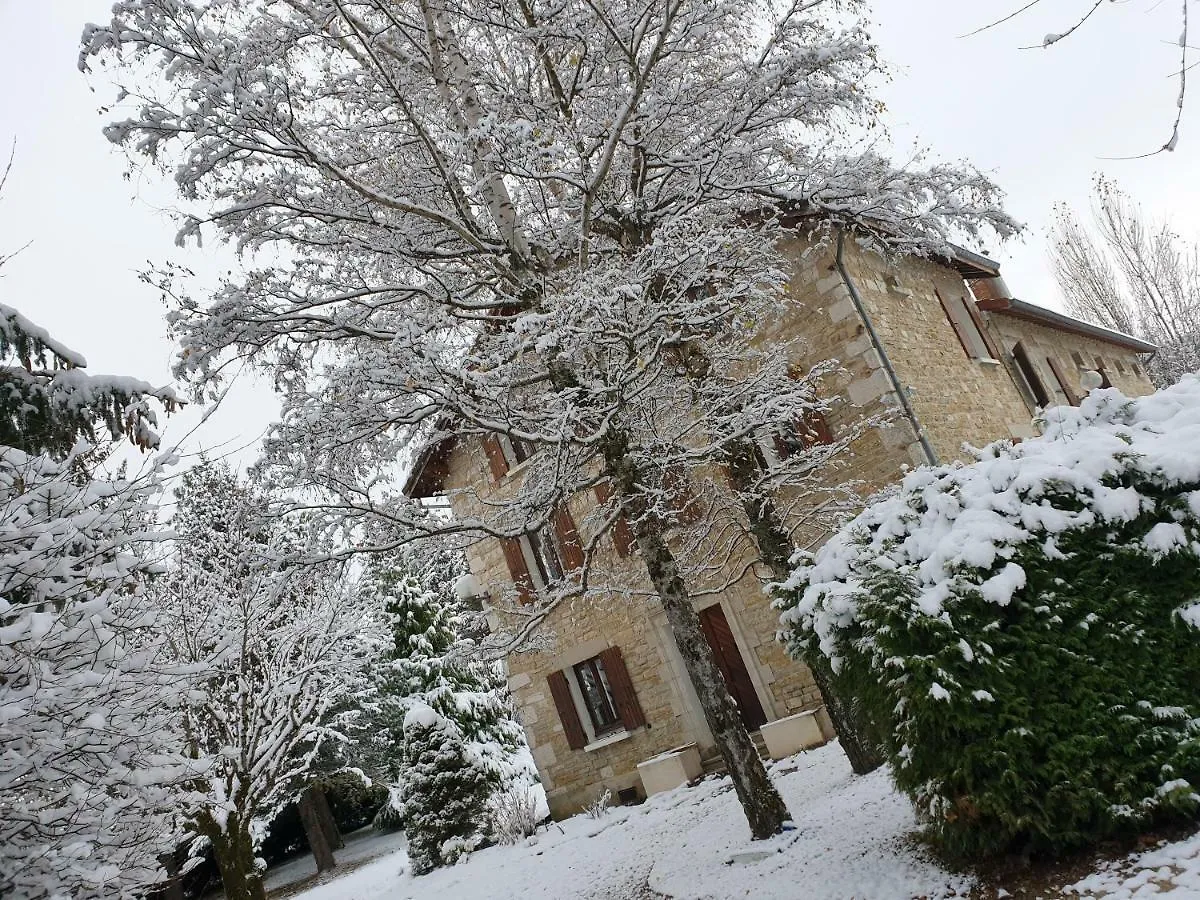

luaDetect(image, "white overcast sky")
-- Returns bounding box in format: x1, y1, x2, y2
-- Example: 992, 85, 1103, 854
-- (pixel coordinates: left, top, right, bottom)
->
1, 0, 1197, 466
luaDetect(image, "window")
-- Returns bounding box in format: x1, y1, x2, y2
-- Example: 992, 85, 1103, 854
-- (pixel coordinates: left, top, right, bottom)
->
1072, 351, 1086, 369
1046, 356, 1080, 406
1094, 356, 1113, 388
519, 528, 564, 591
1011, 342, 1051, 410
1132, 361, 1143, 376
573, 656, 622, 737
936, 288, 997, 361
546, 646, 646, 750
1114, 358, 1126, 375
500, 435, 536, 467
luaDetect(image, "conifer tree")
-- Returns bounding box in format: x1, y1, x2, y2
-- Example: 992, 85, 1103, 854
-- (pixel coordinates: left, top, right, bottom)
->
0, 300, 184, 899
399, 704, 494, 876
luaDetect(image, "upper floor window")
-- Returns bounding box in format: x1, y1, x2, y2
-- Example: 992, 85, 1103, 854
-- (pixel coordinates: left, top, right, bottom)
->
500, 435, 536, 467
937, 288, 998, 361
520, 528, 564, 591
1011, 342, 1051, 410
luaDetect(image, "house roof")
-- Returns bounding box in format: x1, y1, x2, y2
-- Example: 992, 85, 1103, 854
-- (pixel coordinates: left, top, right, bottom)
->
944, 244, 1002, 280
975, 297, 1158, 354
403, 434, 457, 499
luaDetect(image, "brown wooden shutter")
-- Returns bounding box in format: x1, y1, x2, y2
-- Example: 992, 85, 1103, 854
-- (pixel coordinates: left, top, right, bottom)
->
547, 669, 587, 750
935, 287, 975, 359
598, 646, 646, 731
593, 482, 636, 558
663, 466, 703, 526
481, 436, 509, 482
551, 505, 585, 572
499, 536, 535, 605
964, 296, 1001, 360
1047, 356, 1080, 406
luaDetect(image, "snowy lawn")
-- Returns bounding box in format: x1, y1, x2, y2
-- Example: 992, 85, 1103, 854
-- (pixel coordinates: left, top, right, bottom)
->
279, 741, 1200, 900
288, 741, 972, 900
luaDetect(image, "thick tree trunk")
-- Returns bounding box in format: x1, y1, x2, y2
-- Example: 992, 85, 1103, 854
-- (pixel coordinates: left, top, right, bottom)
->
725, 444, 884, 775
600, 429, 791, 840
311, 784, 345, 850
201, 813, 266, 900
298, 788, 338, 873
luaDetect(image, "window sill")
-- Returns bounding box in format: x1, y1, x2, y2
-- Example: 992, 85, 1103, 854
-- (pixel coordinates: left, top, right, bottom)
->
584, 729, 633, 753
502, 457, 535, 480
973, 357, 1002, 367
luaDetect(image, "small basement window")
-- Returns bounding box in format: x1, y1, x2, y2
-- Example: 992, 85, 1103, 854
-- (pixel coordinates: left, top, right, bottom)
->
1072, 351, 1086, 369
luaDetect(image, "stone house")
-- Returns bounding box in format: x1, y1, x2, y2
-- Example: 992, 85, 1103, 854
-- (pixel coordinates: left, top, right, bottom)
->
405, 230, 1157, 819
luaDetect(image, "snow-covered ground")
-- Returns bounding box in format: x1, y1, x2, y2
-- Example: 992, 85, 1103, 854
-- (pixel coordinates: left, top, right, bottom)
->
277, 741, 1200, 900
289, 742, 970, 900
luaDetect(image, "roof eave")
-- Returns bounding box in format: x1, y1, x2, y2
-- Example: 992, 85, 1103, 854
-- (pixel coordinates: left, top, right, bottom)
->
976, 297, 1158, 354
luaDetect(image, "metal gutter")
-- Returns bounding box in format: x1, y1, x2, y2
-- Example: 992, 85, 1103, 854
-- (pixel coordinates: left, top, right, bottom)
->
835, 231, 938, 466
976, 297, 1157, 354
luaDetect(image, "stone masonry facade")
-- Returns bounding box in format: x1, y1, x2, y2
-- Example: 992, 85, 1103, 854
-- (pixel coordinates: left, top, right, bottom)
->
418, 229, 1158, 818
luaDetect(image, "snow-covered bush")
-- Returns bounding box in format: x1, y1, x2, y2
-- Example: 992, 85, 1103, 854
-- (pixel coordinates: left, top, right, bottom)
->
400, 703, 493, 875
586, 788, 614, 820
779, 378, 1200, 857
488, 786, 542, 845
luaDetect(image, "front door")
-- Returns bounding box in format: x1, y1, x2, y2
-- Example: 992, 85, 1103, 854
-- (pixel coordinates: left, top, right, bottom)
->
698, 604, 768, 731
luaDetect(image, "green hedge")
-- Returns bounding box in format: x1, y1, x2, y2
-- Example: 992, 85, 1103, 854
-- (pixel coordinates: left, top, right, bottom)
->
780, 384, 1200, 858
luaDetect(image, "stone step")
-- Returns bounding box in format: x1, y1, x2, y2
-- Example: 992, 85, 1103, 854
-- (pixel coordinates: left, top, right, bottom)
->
698, 730, 769, 776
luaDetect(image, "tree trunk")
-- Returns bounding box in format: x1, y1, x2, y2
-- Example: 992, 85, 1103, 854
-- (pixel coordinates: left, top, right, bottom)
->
600, 428, 792, 840
726, 443, 885, 775
202, 813, 267, 900
298, 788, 338, 873
150, 851, 184, 900
311, 784, 345, 850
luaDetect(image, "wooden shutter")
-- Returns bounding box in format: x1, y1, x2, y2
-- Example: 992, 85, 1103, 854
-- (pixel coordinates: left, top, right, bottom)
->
935, 288, 975, 359
547, 669, 587, 750
599, 646, 646, 731
551, 505, 585, 572
1046, 356, 1080, 406
499, 536, 535, 605
663, 466, 703, 527
481, 436, 509, 482
593, 482, 636, 558
964, 296, 1001, 360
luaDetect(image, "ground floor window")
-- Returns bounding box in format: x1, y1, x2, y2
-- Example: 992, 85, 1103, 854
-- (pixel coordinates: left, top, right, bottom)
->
574, 655, 622, 737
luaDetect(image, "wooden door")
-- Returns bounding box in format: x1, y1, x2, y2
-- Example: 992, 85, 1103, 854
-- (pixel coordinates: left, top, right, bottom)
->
698, 604, 768, 731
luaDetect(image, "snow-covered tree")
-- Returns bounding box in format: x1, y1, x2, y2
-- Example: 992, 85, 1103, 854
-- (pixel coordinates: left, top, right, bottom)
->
399, 702, 494, 875
1050, 177, 1199, 386
155, 463, 382, 900
359, 560, 524, 789
84, 0, 1014, 838
0, 303, 186, 899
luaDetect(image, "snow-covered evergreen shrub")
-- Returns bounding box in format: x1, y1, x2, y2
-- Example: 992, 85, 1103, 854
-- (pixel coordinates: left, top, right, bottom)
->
360, 563, 527, 786
779, 379, 1200, 858
400, 704, 493, 875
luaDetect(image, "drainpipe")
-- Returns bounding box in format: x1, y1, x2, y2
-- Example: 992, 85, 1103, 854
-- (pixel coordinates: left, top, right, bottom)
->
834, 230, 938, 466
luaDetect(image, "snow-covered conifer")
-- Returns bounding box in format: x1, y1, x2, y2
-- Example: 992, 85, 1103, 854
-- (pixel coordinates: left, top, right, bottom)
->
0, 306, 184, 899
399, 703, 494, 876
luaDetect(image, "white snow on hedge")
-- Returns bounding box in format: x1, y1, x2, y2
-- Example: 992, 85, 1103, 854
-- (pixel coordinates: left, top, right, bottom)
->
781, 377, 1200, 670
